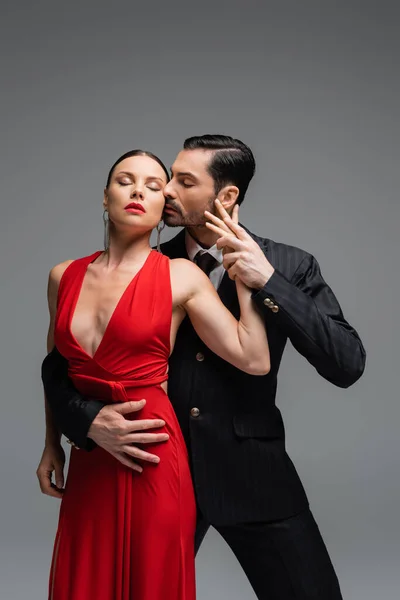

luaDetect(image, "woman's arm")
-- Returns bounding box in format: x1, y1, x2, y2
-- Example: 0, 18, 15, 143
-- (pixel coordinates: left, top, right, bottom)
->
180, 263, 270, 375
44, 262, 72, 445
36, 261, 72, 499
172, 204, 270, 375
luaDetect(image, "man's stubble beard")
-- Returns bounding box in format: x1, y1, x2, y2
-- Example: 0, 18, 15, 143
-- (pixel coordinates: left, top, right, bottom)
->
163, 197, 215, 228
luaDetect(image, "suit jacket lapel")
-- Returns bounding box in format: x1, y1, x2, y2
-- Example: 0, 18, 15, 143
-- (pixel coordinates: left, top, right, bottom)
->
160, 229, 188, 260
161, 228, 239, 312
160, 224, 268, 260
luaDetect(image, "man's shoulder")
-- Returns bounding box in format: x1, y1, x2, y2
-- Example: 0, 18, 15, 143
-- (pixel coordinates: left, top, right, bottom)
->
244, 226, 311, 260
243, 226, 313, 278
159, 229, 186, 259
159, 226, 314, 275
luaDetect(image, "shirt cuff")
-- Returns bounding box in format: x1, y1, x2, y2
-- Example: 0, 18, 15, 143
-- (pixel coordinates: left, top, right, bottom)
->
251, 269, 291, 315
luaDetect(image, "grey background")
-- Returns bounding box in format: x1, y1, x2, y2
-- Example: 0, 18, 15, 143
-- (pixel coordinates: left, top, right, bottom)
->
0, 1, 399, 598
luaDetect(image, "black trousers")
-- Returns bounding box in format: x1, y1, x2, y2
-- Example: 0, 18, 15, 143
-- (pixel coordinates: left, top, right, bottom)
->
195, 507, 343, 600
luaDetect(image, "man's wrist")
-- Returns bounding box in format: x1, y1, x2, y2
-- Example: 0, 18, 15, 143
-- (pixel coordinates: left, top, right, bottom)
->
252, 268, 275, 291
86, 403, 107, 442
87, 421, 98, 441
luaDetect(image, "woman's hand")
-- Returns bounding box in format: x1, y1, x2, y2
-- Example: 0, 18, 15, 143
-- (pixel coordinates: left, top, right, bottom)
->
205, 200, 240, 277
205, 200, 274, 288
171, 198, 270, 376
36, 443, 66, 499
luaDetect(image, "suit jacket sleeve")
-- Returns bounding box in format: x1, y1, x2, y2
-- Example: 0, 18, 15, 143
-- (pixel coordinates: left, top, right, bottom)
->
252, 253, 366, 388
41, 348, 105, 450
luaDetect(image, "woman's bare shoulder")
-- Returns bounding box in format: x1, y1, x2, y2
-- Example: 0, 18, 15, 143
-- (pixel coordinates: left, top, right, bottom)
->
169, 257, 196, 271
46, 259, 75, 309
169, 257, 208, 281
48, 259, 75, 285
169, 257, 213, 299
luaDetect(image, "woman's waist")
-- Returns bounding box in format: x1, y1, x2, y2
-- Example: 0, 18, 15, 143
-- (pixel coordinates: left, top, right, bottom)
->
70, 372, 168, 403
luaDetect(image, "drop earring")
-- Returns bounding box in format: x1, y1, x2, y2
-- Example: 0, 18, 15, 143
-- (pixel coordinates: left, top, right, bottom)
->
156, 220, 165, 253
103, 209, 110, 251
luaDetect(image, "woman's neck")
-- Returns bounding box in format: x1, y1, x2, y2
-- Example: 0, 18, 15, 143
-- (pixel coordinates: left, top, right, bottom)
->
104, 231, 152, 268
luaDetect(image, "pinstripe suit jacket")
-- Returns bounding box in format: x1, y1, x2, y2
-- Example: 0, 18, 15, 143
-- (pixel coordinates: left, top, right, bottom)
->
42, 227, 366, 525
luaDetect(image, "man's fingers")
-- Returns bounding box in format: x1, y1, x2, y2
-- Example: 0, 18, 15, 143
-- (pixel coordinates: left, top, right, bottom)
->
122, 445, 161, 464
205, 221, 228, 238
222, 252, 242, 270
215, 198, 231, 218
115, 399, 146, 414
114, 401, 167, 431
216, 236, 242, 251
215, 200, 246, 239
228, 264, 238, 280
123, 418, 166, 432
204, 211, 231, 235
113, 452, 144, 473
232, 204, 240, 225
205, 202, 242, 243
222, 218, 246, 240
124, 432, 169, 444
214, 199, 237, 229
205, 205, 244, 241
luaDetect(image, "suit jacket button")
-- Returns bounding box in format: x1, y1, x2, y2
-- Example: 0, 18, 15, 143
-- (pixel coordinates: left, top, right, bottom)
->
263, 297, 272, 306
271, 305, 279, 313
190, 407, 200, 418
196, 352, 205, 362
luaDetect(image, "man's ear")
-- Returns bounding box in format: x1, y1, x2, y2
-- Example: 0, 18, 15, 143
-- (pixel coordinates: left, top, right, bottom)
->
217, 185, 239, 213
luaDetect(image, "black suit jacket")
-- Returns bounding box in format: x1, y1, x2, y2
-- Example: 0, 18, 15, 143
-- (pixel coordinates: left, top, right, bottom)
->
42, 228, 366, 526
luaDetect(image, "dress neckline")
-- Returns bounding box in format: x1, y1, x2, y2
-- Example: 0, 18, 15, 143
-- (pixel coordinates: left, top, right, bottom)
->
69, 249, 155, 360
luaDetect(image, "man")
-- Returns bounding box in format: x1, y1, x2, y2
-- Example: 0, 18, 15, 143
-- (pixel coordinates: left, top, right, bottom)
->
39, 135, 365, 599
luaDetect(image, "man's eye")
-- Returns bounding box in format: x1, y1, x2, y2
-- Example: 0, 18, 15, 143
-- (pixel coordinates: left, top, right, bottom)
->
182, 181, 194, 188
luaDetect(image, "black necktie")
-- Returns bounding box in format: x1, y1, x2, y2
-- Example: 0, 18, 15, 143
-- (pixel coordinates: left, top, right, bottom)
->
194, 251, 219, 276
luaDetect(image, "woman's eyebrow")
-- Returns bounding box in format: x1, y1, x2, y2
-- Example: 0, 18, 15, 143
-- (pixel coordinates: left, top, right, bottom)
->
146, 176, 164, 183
115, 170, 132, 177
116, 171, 163, 182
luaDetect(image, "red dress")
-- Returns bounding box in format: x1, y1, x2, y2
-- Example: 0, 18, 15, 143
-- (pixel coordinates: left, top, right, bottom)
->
50, 250, 196, 600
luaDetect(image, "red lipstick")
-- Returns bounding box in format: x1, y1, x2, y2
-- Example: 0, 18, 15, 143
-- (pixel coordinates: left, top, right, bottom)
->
124, 202, 146, 213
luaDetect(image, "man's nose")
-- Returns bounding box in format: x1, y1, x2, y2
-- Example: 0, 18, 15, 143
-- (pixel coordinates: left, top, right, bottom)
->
163, 181, 175, 198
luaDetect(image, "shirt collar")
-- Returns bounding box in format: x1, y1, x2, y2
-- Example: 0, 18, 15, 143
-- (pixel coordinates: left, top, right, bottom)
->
185, 230, 224, 265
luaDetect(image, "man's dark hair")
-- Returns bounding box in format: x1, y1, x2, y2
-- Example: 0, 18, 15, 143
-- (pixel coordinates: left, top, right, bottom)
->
183, 134, 256, 206
106, 149, 170, 188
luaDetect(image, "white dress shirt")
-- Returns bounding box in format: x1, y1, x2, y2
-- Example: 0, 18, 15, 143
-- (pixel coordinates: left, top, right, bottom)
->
185, 231, 226, 290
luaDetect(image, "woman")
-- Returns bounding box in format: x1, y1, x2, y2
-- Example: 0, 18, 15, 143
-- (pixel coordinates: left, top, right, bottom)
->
44, 149, 270, 600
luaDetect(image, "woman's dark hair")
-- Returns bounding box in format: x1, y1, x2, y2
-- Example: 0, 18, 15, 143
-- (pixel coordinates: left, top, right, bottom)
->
183, 134, 256, 206
106, 149, 170, 188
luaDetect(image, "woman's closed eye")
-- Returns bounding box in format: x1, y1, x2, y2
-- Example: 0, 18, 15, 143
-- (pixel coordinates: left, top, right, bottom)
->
117, 180, 161, 191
